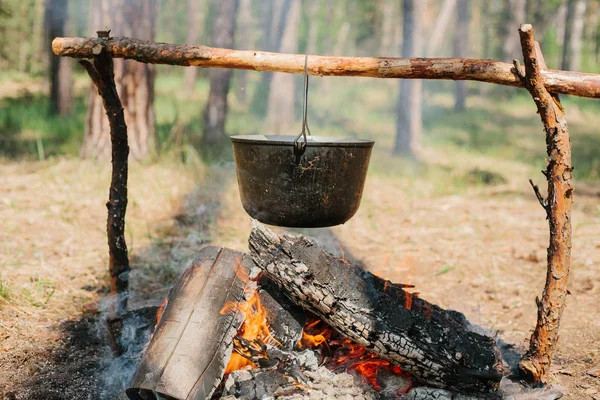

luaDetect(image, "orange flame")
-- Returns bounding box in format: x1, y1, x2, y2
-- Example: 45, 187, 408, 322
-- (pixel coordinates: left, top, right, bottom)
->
298, 318, 333, 350
155, 297, 169, 328
220, 287, 277, 373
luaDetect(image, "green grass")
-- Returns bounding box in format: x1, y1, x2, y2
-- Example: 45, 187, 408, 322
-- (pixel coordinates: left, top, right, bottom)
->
0, 280, 10, 300
0, 94, 86, 158
23, 277, 55, 307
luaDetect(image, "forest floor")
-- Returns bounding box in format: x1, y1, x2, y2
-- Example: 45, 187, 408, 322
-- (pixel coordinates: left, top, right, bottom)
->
1, 77, 599, 399
0, 152, 598, 399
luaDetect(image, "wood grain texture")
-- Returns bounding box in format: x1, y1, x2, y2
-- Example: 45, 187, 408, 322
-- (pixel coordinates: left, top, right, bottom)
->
52, 36, 600, 99
249, 224, 503, 394
126, 247, 255, 400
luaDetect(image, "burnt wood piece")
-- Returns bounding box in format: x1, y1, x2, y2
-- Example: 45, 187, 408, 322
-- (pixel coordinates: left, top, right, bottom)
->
126, 247, 256, 400
515, 25, 574, 385
230, 336, 309, 385
249, 224, 503, 393
51, 36, 600, 99
258, 280, 306, 349
79, 31, 130, 312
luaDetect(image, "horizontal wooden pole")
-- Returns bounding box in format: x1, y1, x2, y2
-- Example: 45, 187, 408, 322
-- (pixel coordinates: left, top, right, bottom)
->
53, 36, 600, 99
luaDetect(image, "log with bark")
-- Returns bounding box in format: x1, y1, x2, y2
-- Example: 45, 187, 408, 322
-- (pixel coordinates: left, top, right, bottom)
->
51, 36, 600, 99
127, 246, 255, 400
248, 223, 504, 394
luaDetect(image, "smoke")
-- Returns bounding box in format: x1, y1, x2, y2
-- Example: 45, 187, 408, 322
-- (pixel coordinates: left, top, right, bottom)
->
97, 294, 156, 399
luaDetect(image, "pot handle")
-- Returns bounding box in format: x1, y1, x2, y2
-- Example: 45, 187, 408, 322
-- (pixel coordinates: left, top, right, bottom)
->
294, 54, 311, 155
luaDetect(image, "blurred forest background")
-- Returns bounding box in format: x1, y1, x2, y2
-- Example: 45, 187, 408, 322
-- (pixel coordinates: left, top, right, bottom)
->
0, 0, 599, 183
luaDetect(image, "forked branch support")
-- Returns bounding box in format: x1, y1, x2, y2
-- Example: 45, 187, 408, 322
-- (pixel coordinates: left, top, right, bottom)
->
516, 23, 573, 386
52, 36, 600, 99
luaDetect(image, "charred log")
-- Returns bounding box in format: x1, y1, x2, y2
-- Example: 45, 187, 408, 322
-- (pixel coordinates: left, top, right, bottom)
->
258, 280, 306, 350
126, 247, 255, 400
248, 223, 503, 394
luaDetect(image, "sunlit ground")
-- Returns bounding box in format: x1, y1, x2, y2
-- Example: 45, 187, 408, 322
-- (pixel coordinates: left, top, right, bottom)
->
1, 72, 599, 398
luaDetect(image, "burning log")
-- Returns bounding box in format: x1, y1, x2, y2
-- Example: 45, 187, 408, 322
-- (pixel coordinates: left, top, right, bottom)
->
258, 281, 306, 350
248, 223, 503, 394
126, 246, 255, 400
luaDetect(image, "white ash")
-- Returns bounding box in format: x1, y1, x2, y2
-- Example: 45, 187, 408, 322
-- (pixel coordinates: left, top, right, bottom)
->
97, 296, 154, 400
294, 349, 319, 371
220, 366, 377, 400
401, 379, 564, 400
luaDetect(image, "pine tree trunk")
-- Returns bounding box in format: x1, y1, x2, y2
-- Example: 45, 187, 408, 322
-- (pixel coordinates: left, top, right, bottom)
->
562, 0, 587, 71
202, 0, 239, 144
234, 0, 253, 103
394, 0, 423, 157
183, 0, 204, 94
81, 0, 156, 160
531, 0, 562, 52
250, 0, 292, 117
305, 0, 320, 55
426, 0, 457, 57
454, 0, 469, 111
45, 0, 73, 115
266, 0, 300, 134
501, 0, 527, 62
380, 0, 396, 55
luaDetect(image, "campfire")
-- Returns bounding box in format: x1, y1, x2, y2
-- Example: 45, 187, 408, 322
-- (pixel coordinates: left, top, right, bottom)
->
146, 255, 414, 399
125, 223, 505, 400
219, 282, 414, 397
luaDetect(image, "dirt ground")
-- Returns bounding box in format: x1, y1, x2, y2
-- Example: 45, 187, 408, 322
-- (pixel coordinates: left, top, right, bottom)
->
0, 156, 598, 399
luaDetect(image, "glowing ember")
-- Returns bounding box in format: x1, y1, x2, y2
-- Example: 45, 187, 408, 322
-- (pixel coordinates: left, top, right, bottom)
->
329, 338, 406, 391
298, 318, 333, 350
299, 318, 411, 392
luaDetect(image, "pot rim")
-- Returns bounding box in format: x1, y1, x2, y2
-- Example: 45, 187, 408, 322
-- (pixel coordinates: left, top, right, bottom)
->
230, 135, 375, 148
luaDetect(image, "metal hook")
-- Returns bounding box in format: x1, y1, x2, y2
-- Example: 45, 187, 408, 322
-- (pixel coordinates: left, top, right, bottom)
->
294, 54, 311, 155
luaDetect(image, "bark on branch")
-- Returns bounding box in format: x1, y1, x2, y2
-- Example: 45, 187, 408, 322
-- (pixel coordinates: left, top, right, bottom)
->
52, 36, 600, 99
79, 31, 130, 313
516, 24, 573, 386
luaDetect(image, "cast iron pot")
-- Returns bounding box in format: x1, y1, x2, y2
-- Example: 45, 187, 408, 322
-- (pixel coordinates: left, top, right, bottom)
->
231, 135, 374, 228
